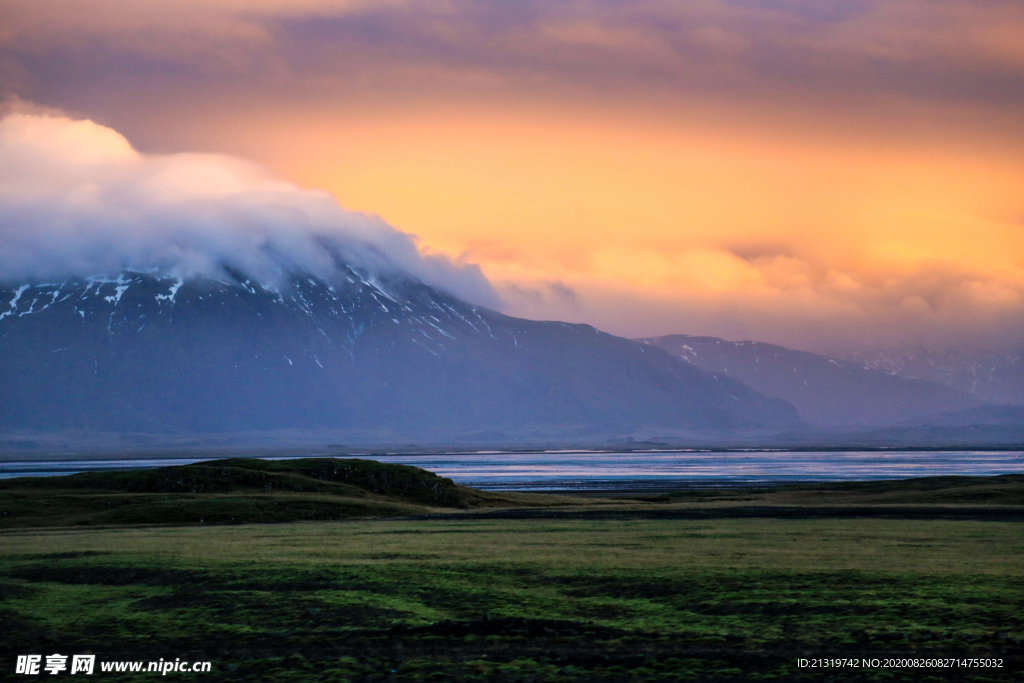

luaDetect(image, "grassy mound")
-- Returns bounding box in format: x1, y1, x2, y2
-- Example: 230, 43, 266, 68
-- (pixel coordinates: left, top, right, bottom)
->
2, 458, 1020, 530
0, 457, 530, 528
3, 458, 468, 503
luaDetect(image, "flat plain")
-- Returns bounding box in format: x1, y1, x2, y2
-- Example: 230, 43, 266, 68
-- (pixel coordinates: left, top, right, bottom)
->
1, 461, 1022, 682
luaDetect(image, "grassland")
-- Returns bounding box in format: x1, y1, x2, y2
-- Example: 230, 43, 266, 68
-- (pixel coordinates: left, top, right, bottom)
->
1, 461, 1022, 682
0, 458, 585, 529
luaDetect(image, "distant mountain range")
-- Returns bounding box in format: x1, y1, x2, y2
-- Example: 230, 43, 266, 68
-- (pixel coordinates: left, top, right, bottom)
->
0, 269, 799, 440
635, 335, 984, 427
5, 262, 1022, 449
836, 348, 1024, 406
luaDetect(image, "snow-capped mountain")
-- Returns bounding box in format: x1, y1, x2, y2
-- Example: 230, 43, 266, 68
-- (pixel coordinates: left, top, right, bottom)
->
0, 269, 800, 438
836, 348, 1024, 406
636, 334, 982, 427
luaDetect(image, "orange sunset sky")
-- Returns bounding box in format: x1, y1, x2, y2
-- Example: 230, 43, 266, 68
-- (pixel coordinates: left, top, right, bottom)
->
1, 0, 1023, 352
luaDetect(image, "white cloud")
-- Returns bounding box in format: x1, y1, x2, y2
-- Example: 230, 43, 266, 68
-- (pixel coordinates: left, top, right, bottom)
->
0, 111, 498, 306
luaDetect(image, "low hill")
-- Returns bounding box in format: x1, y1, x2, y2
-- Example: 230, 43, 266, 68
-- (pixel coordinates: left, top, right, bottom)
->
0, 457, 577, 528
2, 457, 1021, 529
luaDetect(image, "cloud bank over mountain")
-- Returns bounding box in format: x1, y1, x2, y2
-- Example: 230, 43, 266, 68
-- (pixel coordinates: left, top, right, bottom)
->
0, 111, 498, 306
496, 243, 1024, 354
3, 0, 1024, 356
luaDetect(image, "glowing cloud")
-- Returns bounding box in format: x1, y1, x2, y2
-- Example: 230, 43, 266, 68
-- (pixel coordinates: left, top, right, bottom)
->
0, 112, 498, 306
3, 0, 1023, 352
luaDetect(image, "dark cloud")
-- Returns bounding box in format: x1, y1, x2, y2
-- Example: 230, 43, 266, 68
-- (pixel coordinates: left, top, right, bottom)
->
498, 280, 580, 315
721, 0, 872, 25
726, 243, 798, 262
3, 0, 1024, 116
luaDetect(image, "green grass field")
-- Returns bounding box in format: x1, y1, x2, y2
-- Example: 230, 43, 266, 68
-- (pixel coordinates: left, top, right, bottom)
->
1, 461, 1022, 681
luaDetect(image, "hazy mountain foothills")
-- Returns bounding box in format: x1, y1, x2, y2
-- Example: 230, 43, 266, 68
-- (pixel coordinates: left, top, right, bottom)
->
837, 348, 1024, 406
635, 335, 1022, 429
0, 269, 799, 443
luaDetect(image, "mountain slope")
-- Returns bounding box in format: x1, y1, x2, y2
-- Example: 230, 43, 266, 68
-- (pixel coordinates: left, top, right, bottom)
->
636, 334, 981, 427
0, 270, 799, 439
837, 348, 1024, 406
894, 404, 1024, 428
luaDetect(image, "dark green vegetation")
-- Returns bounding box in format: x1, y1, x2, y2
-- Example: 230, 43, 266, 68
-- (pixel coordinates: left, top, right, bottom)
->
0, 458, 567, 529
657, 474, 1024, 507
3, 458, 1023, 530
1, 462, 1022, 681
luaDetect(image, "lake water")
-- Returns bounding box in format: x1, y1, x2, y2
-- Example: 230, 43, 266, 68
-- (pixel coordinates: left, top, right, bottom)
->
2, 450, 1023, 491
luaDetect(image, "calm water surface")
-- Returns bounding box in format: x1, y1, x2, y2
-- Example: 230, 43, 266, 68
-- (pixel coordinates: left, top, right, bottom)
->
2, 451, 1023, 491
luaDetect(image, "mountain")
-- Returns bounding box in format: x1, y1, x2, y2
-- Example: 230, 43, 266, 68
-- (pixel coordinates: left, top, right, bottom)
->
894, 404, 1024, 428
836, 348, 1024, 406
0, 269, 799, 441
635, 334, 982, 427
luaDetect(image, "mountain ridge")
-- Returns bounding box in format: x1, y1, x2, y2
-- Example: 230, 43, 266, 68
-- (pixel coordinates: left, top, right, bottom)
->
836, 348, 1024, 406
636, 334, 982, 427
0, 269, 800, 439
